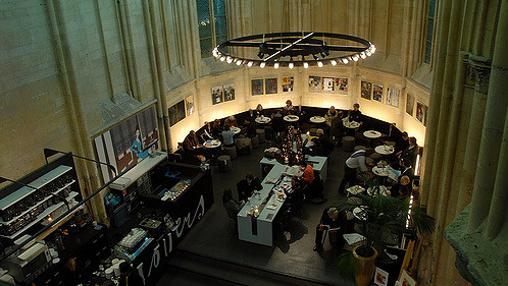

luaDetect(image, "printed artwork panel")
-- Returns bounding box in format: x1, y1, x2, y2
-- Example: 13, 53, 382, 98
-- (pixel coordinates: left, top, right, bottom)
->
251, 79, 264, 96
361, 80, 372, 100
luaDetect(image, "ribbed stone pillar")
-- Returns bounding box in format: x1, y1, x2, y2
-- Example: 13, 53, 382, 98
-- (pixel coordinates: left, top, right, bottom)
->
469, 0, 508, 230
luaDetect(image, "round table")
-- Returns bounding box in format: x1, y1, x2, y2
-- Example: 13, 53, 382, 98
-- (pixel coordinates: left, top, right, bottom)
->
203, 139, 221, 149
375, 145, 395, 155
230, 126, 241, 135
346, 185, 365, 196
283, 115, 299, 122
309, 116, 326, 124
372, 166, 389, 177
342, 118, 361, 129
255, 116, 271, 124
363, 130, 382, 139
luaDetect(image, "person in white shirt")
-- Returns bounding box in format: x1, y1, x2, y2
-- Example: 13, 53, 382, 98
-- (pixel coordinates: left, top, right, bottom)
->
338, 149, 368, 194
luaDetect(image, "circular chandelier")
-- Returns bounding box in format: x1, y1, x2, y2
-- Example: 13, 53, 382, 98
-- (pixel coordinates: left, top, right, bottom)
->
212, 32, 375, 69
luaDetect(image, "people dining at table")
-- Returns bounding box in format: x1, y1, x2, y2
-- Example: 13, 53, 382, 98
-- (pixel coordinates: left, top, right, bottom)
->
212, 119, 223, 138
221, 123, 236, 147
237, 174, 262, 201
325, 106, 339, 127
255, 104, 264, 117
348, 103, 363, 123
183, 130, 201, 152
283, 99, 295, 115
398, 136, 418, 168
338, 149, 370, 195
311, 128, 334, 157
224, 115, 238, 127
313, 207, 354, 251
201, 121, 215, 141
300, 161, 315, 184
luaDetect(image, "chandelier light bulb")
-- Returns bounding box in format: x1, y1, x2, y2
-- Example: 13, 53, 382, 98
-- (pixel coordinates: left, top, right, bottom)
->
370, 45, 376, 53
247, 61, 254, 67
236, 59, 242, 65
360, 52, 367, 59
260, 62, 266, 68
317, 61, 323, 67
220, 56, 226, 62
352, 55, 359, 62
303, 62, 309, 69
288, 62, 294, 69
226, 57, 233, 63
330, 60, 337, 66
341, 58, 349, 64
274, 62, 280, 69
366, 51, 372, 57
212, 48, 218, 57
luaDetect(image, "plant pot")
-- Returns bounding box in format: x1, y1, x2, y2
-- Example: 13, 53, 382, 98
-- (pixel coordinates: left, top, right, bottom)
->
352, 245, 378, 286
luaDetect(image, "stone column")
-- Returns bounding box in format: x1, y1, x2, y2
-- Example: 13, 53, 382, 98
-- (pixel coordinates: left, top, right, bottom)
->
469, 0, 508, 230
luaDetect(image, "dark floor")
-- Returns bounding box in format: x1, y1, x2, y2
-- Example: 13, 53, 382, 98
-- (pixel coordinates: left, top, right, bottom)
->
160, 143, 355, 286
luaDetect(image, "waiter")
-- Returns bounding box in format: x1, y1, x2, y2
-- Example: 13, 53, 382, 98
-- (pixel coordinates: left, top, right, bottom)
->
338, 149, 368, 195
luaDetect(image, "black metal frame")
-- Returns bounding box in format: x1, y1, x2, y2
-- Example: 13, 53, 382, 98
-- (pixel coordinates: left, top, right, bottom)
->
214, 31, 375, 67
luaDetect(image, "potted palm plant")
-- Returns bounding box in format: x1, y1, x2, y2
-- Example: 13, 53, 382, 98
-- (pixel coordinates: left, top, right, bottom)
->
337, 194, 434, 286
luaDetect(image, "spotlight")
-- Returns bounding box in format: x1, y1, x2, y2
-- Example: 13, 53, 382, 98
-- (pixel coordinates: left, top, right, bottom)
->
366, 51, 372, 56
236, 59, 242, 65
317, 61, 323, 67
352, 55, 359, 62
360, 52, 366, 59
212, 48, 218, 57
341, 58, 349, 64
370, 45, 376, 53
220, 56, 226, 62
260, 62, 266, 68
288, 62, 294, 69
330, 60, 337, 66
226, 56, 233, 63
247, 61, 254, 67
303, 62, 309, 69
274, 62, 280, 69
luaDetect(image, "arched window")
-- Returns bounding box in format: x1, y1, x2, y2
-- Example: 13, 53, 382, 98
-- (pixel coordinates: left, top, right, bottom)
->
196, 0, 228, 58
423, 0, 436, 64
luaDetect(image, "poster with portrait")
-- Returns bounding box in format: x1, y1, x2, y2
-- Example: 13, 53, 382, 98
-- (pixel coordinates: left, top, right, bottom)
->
406, 93, 415, 115
185, 95, 194, 115
335, 77, 349, 93
94, 106, 159, 182
211, 86, 223, 105
387, 87, 400, 107
223, 84, 235, 102
416, 102, 428, 126
322, 77, 335, 92
374, 267, 389, 286
282, 76, 294, 92
361, 80, 372, 100
308, 76, 322, 92
265, 78, 278, 94
398, 270, 416, 286
251, 79, 264, 96
373, 83, 383, 102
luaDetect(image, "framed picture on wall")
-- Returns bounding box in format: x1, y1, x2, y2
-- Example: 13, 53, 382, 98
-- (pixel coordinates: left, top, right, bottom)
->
169, 100, 186, 126
387, 87, 400, 107
374, 267, 389, 286
416, 102, 428, 126
223, 84, 235, 102
211, 86, 223, 105
282, 76, 294, 92
251, 79, 264, 96
322, 77, 335, 92
336, 77, 349, 93
308, 76, 322, 92
373, 83, 383, 102
361, 80, 372, 100
406, 93, 415, 115
185, 95, 194, 115
265, 78, 278, 94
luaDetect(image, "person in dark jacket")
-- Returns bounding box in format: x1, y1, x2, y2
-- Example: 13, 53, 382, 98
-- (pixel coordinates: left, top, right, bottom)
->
348, 103, 363, 123
313, 207, 354, 251
237, 174, 262, 201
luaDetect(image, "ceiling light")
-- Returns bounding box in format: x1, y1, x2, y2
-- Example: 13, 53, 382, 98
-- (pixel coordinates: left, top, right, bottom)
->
352, 55, 359, 62
288, 62, 294, 69
330, 60, 337, 66
370, 45, 376, 53
366, 51, 372, 56
247, 61, 254, 67
317, 61, 323, 67
226, 57, 233, 63
303, 62, 309, 69
341, 58, 349, 64
236, 60, 242, 65
360, 52, 367, 59
220, 56, 226, 61
273, 62, 280, 69
260, 62, 266, 68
